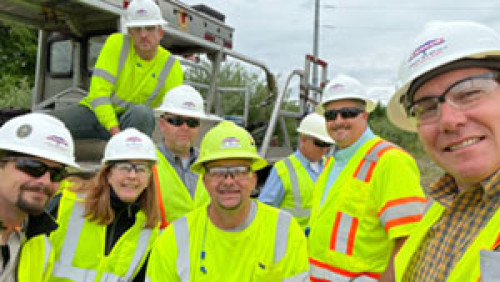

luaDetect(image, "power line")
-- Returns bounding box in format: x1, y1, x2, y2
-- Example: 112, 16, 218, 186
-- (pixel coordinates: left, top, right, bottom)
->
323, 5, 497, 11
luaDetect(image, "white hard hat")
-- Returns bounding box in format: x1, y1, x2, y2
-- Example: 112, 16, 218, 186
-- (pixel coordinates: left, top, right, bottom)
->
0, 113, 78, 168
388, 20, 500, 132
317, 74, 376, 114
102, 128, 157, 164
154, 85, 219, 120
297, 113, 334, 144
125, 0, 167, 28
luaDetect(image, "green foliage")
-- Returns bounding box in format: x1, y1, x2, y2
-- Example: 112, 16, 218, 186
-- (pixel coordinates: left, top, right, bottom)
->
0, 20, 37, 108
368, 103, 425, 156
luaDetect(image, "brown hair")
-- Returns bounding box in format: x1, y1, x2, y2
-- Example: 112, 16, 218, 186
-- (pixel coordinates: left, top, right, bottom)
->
71, 164, 160, 228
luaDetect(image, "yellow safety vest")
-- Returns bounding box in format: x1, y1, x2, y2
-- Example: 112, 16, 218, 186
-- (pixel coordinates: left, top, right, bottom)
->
275, 155, 314, 230
146, 201, 310, 281
49, 190, 159, 281
308, 136, 426, 281
395, 201, 500, 281
153, 150, 210, 228
80, 33, 183, 130
17, 235, 54, 282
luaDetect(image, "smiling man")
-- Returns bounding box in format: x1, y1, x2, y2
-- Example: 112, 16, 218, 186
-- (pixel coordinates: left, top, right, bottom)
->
0, 113, 78, 281
387, 21, 500, 281
53, 0, 183, 139
146, 121, 310, 281
307, 74, 426, 281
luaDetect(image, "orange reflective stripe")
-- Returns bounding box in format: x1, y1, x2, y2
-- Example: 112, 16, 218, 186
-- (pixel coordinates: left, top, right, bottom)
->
324, 156, 332, 169
353, 140, 401, 183
353, 140, 383, 180
377, 196, 427, 217
329, 212, 358, 255
152, 166, 169, 229
492, 232, 500, 249
309, 258, 381, 279
384, 214, 422, 232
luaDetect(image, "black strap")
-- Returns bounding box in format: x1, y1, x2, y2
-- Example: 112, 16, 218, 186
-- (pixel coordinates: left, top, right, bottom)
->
1, 245, 9, 268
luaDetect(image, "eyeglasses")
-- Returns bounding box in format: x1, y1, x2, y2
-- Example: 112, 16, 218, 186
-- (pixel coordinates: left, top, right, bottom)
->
408, 72, 500, 125
324, 107, 363, 121
129, 26, 159, 33
163, 116, 200, 128
204, 166, 253, 183
313, 139, 332, 148
112, 162, 151, 177
2, 158, 67, 182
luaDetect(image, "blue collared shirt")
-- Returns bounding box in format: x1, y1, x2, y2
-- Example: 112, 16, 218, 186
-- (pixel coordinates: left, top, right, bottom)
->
258, 150, 324, 207
320, 127, 375, 205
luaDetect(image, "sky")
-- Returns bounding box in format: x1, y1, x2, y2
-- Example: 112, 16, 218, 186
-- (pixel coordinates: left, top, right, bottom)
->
180, 0, 500, 104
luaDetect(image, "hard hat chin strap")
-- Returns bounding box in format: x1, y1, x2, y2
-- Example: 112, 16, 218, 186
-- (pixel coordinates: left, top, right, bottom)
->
403, 57, 500, 114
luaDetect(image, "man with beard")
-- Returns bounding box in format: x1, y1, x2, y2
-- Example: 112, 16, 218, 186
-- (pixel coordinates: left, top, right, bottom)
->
0, 113, 78, 281
307, 74, 426, 281
53, 0, 183, 139
146, 121, 310, 281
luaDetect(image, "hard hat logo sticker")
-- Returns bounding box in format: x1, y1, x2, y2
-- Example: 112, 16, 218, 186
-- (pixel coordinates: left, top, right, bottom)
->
220, 137, 241, 148
125, 136, 143, 150
136, 9, 148, 16
408, 38, 447, 69
182, 101, 196, 110
46, 135, 69, 148
328, 83, 344, 91
16, 124, 32, 138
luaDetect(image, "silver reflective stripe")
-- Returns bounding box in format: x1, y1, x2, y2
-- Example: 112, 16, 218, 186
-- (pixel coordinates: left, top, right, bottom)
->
146, 55, 176, 106
333, 213, 355, 254
145, 277, 152, 282
117, 35, 131, 78
283, 271, 310, 281
42, 236, 52, 273
51, 265, 97, 281
274, 211, 291, 263
173, 217, 191, 282
91, 96, 112, 108
310, 265, 378, 282
110, 94, 135, 109
379, 202, 426, 228
281, 158, 311, 218
123, 229, 153, 278
355, 142, 394, 181
93, 68, 117, 84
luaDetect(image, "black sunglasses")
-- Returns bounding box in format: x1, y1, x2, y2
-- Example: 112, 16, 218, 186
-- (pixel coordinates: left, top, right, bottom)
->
313, 139, 332, 148
324, 107, 363, 121
5, 158, 67, 182
163, 116, 200, 128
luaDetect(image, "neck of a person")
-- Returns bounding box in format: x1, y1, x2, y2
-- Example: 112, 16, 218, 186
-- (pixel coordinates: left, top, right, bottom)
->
0, 200, 25, 228
208, 200, 251, 230
165, 142, 192, 160
137, 49, 157, 61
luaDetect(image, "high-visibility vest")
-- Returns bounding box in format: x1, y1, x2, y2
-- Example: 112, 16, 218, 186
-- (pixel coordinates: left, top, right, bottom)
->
49, 189, 159, 281
80, 33, 183, 130
17, 235, 54, 282
275, 155, 314, 229
308, 136, 426, 281
145, 201, 310, 281
153, 150, 210, 228
395, 201, 500, 281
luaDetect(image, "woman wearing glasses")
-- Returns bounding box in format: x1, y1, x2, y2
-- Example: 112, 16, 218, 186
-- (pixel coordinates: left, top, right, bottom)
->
47, 128, 160, 281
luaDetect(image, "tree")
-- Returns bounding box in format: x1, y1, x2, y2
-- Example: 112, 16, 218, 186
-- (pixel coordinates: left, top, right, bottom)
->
0, 20, 37, 107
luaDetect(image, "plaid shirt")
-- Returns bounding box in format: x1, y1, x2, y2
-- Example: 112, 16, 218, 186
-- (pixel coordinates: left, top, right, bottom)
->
403, 170, 500, 281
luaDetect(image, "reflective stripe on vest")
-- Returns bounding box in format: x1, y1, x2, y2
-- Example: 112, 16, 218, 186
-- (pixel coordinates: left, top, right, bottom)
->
173, 210, 292, 281
281, 158, 311, 218
378, 197, 426, 233
310, 258, 380, 281
51, 198, 152, 281
90, 35, 177, 109
42, 236, 52, 274
353, 140, 398, 182
329, 212, 358, 256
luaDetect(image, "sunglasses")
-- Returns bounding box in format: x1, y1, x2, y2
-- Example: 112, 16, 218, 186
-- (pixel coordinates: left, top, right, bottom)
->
324, 107, 363, 121
163, 116, 200, 128
313, 139, 332, 148
4, 158, 67, 182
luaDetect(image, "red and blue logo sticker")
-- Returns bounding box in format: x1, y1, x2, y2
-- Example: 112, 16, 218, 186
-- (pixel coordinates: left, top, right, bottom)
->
408, 37, 447, 69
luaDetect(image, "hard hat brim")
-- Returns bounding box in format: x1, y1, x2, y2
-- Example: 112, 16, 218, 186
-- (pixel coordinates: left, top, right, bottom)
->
0, 142, 80, 168
317, 95, 377, 115
296, 129, 335, 144
190, 152, 268, 175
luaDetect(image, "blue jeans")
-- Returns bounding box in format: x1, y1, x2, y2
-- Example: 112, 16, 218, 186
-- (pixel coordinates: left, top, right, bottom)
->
52, 104, 155, 140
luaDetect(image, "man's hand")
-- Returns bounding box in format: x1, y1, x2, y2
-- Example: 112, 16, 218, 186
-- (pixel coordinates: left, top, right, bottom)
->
109, 126, 121, 136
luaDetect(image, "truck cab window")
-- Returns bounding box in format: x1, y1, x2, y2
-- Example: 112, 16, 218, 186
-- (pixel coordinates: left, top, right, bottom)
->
49, 40, 72, 76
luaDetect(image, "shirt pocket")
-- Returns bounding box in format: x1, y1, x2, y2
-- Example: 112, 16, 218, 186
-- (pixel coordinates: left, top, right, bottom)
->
252, 262, 283, 282
480, 250, 500, 281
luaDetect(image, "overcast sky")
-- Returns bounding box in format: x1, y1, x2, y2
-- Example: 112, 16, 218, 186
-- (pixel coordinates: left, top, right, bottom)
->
181, 0, 500, 104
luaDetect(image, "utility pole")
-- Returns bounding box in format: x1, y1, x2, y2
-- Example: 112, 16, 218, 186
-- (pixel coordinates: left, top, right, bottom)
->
312, 0, 320, 100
